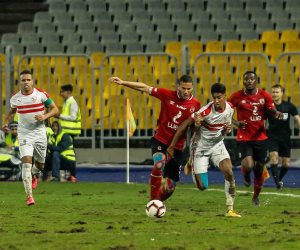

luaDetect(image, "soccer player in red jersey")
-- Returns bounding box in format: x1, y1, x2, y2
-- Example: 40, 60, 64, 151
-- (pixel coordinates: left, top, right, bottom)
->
228, 71, 283, 206
109, 75, 201, 201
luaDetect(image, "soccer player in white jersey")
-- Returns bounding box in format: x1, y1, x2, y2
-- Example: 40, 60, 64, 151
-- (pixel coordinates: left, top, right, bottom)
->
167, 83, 241, 217
3, 70, 59, 206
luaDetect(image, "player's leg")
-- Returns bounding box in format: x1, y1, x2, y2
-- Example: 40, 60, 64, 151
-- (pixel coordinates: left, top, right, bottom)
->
192, 154, 209, 191
238, 141, 254, 187
19, 141, 35, 205
212, 143, 240, 217
278, 139, 291, 188
32, 140, 47, 188
268, 137, 280, 188
252, 140, 268, 206
160, 147, 184, 201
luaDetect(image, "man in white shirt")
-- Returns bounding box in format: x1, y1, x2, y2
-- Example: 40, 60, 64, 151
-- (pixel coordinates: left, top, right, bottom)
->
3, 70, 59, 206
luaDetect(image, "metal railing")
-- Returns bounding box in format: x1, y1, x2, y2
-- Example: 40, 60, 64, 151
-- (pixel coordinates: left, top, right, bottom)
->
1, 50, 299, 147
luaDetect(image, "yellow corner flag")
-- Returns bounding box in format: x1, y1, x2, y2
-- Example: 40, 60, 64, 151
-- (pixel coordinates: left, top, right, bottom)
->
126, 98, 136, 137
263, 165, 270, 180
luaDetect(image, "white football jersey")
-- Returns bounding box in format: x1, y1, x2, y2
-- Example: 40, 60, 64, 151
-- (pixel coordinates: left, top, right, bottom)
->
192, 101, 234, 151
10, 88, 49, 135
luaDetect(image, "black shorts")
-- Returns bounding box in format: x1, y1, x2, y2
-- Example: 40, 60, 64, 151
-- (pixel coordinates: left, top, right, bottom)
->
151, 137, 184, 182
268, 136, 291, 158
238, 140, 267, 164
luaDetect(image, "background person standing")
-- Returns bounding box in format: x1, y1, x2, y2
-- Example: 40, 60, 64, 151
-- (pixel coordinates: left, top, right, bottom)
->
58, 84, 81, 140
268, 84, 300, 190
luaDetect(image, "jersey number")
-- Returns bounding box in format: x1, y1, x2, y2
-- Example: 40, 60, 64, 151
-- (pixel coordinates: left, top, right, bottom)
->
173, 111, 182, 124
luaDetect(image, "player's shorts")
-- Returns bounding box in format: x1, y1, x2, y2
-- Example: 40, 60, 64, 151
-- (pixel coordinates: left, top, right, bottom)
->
193, 141, 230, 174
268, 136, 291, 158
238, 140, 267, 163
18, 133, 47, 163
150, 137, 184, 181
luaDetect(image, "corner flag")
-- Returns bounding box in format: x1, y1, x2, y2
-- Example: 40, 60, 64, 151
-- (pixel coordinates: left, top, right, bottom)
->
126, 98, 136, 137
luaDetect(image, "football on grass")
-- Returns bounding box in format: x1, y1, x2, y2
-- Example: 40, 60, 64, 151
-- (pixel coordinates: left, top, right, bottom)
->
145, 200, 166, 218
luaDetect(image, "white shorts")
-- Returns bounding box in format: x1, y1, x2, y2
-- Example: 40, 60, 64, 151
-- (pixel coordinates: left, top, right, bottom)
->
18, 133, 47, 163
193, 141, 230, 174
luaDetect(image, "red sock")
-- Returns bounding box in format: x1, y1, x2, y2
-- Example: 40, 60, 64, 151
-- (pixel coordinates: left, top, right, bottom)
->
150, 161, 163, 200
253, 175, 264, 198
159, 178, 176, 201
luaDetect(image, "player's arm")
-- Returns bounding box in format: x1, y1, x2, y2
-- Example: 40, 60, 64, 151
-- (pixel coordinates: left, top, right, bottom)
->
109, 76, 150, 93
294, 115, 300, 136
59, 102, 79, 121
167, 117, 194, 158
2, 108, 17, 132
35, 100, 59, 121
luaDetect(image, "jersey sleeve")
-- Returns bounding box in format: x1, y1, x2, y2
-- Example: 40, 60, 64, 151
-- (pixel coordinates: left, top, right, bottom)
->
149, 87, 172, 100
227, 92, 237, 107
37, 88, 53, 107
10, 96, 17, 108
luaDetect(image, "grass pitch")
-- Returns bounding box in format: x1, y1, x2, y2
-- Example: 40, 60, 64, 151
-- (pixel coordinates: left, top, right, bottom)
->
0, 182, 300, 250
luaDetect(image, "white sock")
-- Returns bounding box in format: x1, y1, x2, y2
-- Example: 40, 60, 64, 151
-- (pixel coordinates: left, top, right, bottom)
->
22, 163, 32, 197
32, 164, 40, 176
225, 179, 235, 211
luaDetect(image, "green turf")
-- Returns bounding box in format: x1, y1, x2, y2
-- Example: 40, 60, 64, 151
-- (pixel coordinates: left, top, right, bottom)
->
0, 182, 300, 250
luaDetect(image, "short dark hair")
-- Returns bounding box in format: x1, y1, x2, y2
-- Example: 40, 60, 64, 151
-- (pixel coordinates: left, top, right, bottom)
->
211, 83, 226, 94
272, 84, 284, 92
243, 71, 257, 78
178, 75, 192, 84
20, 70, 32, 76
61, 84, 73, 92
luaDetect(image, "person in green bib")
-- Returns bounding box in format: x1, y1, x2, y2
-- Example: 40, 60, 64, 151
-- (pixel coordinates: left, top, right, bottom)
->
45, 121, 77, 182
0, 121, 21, 180
58, 84, 81, 140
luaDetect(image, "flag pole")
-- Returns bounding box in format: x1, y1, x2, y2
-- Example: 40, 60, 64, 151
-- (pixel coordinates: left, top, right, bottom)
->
126, 117, 130, 184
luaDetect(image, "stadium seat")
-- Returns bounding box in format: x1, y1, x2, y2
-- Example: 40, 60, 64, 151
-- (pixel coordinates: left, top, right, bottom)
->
225, 0, 244, 11
284, 41, 300, 52
244, 40, 263, 52
125, 42, 144, 53
85, 43, 104, 54
225, 40, 243, 52
275, 19, 294, 31
26, 44, 44, 54
1, 33, 20, 45
239, 30, 259, 41
280, 30, 299, 42
34, 12, 52, 24
265, 41, 284, 64
67, 44, 85, 54
46, 43, 65, 54
35, 22, 56, 34
145, 43, 164, 53
220, 31, 239, 42
40, 33, 60, 44
261, 30, 280, 43
18, 22, 36, 34
200, 32, 219, 43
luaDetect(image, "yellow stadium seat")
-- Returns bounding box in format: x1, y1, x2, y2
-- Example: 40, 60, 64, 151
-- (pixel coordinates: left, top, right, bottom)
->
165, 41, 182, 68
260, 30, 280, 43
244, 40, 263, 52
205, 41, 224, 52
225, 40, 244, 52
187, 40, 203, 65
265, 41, 284, 64
91, 52, 105, 66
285, 41, 300, 52
280, 30, 299, 42
225, 40, 244, 64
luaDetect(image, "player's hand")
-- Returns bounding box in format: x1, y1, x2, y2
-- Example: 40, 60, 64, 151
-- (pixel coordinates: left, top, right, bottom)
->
223, 123, 232, 135
167, 146, 174, 158
238, 120, 247, 129
274, 111, 284, 120
35, 114, 46, 121
194, 113, 203, 127
109, 76, 123, 85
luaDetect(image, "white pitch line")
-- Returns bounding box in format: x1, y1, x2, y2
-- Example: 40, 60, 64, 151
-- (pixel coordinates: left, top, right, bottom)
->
181, 187, 300, 198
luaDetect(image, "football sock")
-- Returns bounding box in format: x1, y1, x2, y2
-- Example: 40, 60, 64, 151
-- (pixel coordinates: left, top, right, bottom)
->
253, 175, 264, 199
159, 177, 176, 201
22, 163, 33, 197
270, 164, 279, 186
31, 164, 41, 176
150, 160, 164, 200
225, 179, 235, 211
279, 167, 288, 181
